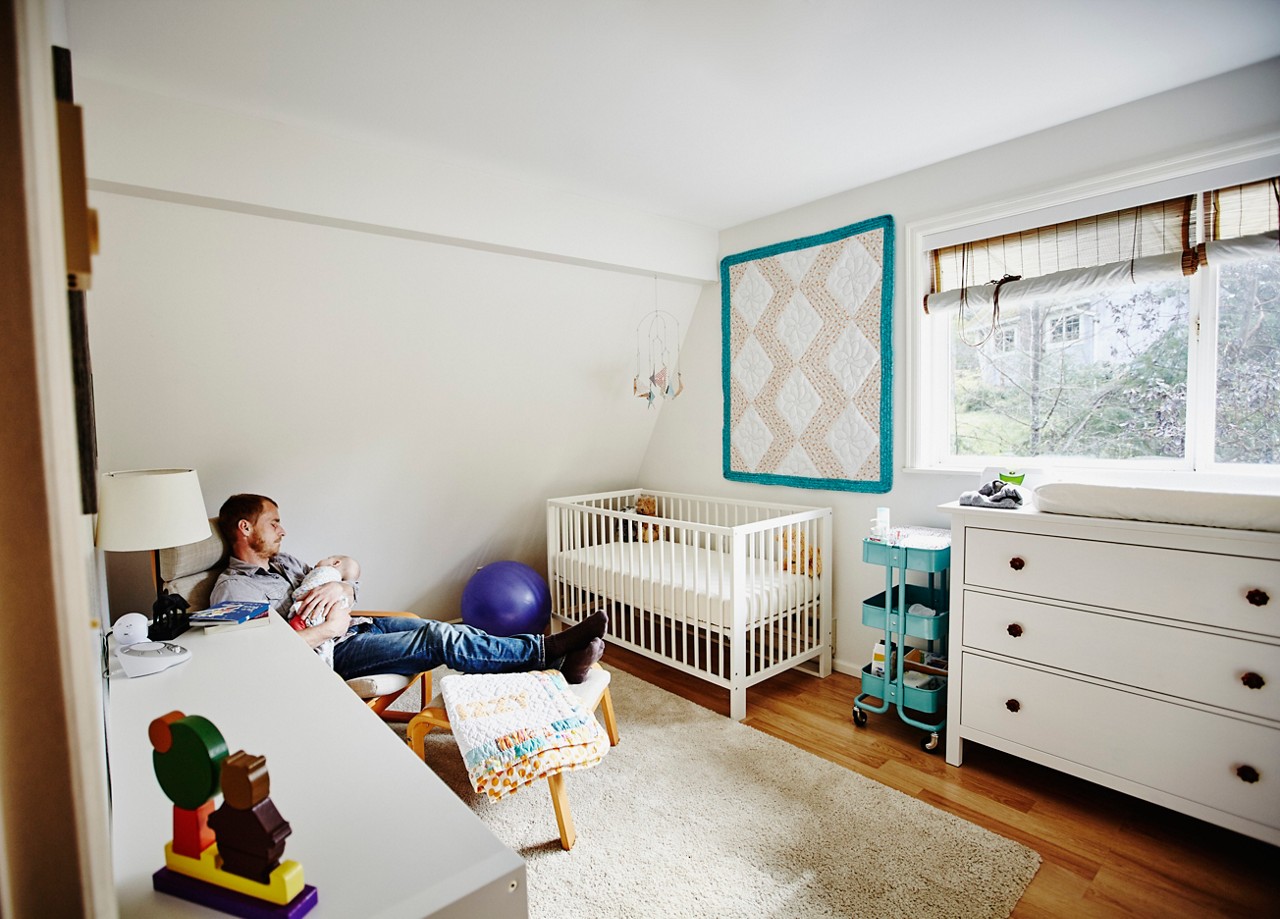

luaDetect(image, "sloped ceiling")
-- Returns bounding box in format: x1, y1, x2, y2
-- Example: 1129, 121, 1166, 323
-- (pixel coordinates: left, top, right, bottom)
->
65, 0, 1280, 230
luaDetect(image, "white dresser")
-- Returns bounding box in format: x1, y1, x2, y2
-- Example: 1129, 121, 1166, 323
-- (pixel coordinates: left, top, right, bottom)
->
943, 502, 1280, 844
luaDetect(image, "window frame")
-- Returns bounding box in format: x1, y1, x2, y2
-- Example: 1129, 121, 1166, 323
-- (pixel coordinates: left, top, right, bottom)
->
905, 140, 1280, 480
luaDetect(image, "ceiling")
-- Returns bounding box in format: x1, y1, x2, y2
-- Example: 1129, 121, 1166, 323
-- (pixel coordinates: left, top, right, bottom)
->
63, 0, 1280, 230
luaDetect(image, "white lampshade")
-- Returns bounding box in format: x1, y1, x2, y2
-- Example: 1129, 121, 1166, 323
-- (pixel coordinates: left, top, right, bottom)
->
95, 469, 211, 551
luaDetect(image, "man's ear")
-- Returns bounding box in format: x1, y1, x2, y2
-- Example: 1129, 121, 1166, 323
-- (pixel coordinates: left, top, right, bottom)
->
238, 519, 252, 537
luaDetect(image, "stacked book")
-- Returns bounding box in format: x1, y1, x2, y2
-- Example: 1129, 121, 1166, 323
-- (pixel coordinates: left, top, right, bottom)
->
188, 601, 271, 634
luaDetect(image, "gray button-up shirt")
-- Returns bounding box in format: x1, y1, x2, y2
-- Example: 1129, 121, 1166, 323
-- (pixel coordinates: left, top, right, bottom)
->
210, 552, 311, 614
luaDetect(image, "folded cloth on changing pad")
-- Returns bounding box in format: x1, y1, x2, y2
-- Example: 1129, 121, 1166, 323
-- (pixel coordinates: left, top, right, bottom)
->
960, 480, 1025, 509
440, 670, 610, 801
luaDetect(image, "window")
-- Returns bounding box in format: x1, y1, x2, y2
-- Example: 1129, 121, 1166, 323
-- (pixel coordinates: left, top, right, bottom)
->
913, 168, 1280, 472
1048, 313, 1081, 345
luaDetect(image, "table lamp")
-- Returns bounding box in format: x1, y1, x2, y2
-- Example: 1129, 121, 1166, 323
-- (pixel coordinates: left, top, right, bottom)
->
96, 468, 211, 638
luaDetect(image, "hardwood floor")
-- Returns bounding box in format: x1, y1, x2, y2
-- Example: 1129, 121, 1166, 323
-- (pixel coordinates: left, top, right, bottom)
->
602, 645, 1278, 918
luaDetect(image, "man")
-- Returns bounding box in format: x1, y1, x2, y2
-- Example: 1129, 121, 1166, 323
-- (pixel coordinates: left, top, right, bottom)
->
210, 494, 607, 682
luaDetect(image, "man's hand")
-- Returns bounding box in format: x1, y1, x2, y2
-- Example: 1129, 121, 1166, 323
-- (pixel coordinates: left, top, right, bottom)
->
299, 602, 353, 649
295, 579, 353, 622
294, 580, 356, 648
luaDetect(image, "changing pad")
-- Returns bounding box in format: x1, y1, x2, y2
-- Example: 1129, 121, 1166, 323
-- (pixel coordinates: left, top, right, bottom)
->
1033, 482, 1280, 532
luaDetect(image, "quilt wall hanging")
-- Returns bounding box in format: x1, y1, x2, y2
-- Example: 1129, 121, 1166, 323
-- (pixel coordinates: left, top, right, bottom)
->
721, 215, 894, 493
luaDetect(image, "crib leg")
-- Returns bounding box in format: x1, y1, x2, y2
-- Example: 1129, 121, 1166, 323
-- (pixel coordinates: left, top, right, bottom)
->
729, 686, 747, 722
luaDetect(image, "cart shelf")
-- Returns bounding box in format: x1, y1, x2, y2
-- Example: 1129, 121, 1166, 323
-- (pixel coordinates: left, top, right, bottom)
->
861, 584, 947, 641
858, 664, 946, 714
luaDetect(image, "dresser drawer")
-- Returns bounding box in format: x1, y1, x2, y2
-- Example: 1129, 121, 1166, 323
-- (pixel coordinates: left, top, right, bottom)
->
964, 528, 1280, 637
960, 653, 1280, 830
962, 591, 1280, 721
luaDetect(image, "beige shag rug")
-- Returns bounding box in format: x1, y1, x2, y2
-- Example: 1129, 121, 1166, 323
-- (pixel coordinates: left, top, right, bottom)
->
407, 666, 1041, 919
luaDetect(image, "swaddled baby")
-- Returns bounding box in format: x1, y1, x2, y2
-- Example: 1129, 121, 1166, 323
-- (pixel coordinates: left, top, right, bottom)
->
288, 555, 360, 668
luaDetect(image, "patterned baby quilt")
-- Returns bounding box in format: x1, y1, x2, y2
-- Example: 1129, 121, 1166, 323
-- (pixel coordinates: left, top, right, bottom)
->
440, 670, 609, 801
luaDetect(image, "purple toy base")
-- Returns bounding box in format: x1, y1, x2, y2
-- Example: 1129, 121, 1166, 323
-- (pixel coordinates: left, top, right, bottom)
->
153, 868, 318, 918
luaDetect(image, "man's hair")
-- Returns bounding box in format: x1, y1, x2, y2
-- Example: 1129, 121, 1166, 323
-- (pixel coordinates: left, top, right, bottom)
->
218, 493, 277, 547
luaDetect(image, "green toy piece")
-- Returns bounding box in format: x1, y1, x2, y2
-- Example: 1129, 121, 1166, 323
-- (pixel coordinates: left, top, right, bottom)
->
150, 711, 229, 810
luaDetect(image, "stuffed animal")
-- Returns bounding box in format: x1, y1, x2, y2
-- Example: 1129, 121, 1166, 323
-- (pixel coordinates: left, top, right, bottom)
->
779, 528, 822, 577
635, 494, 664, 542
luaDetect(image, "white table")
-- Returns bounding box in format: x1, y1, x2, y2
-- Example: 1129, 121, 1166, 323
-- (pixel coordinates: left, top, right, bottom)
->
107, 615, 527, 918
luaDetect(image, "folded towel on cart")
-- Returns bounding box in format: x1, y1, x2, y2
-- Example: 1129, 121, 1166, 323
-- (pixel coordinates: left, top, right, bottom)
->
441, 670, 610, 801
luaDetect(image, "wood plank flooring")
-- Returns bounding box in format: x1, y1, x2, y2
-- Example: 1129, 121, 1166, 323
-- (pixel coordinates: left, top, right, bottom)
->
602, 645, 1278, 918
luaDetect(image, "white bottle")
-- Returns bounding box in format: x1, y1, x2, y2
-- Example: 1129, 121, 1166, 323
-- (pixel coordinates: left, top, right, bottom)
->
869, 506, 891, 540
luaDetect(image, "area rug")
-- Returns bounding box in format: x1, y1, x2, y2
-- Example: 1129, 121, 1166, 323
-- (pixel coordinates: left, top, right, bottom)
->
407, 666, 1041, 919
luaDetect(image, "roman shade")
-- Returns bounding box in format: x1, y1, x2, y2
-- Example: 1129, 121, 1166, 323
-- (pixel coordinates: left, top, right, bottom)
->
924, 176, 1279, 316
1199, 177, 1280, 266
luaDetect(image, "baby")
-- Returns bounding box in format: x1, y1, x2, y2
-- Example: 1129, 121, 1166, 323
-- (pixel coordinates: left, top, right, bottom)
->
287, 555, 361, 668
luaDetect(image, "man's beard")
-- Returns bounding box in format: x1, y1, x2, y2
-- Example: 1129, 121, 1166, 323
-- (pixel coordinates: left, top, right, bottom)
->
249, 531, 280, 559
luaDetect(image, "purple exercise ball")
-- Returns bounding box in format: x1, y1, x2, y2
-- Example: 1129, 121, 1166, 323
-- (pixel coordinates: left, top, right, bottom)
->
460, 561, 551, 637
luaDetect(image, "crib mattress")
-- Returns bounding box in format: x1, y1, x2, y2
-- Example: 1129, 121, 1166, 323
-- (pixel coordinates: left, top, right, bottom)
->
552, 543, 818, 630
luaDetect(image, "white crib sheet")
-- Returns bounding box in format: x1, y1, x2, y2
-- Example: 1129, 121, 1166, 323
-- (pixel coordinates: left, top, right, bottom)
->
552, 543, 817, 630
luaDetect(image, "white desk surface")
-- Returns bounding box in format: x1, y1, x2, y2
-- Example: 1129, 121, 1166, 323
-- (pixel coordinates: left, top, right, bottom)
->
107, 615, 526, 918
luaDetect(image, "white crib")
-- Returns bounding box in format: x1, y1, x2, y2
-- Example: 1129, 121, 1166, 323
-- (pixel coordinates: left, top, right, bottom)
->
547, 489, 832, 720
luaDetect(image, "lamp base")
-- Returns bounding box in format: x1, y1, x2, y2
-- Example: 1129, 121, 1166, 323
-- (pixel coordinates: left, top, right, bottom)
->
150, 590, 191, 641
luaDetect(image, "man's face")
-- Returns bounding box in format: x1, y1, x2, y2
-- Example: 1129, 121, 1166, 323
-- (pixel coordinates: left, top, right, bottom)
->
246, 504, 286, 559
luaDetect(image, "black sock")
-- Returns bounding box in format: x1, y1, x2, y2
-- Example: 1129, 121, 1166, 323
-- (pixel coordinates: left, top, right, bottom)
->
545, 609, 608, 661
560, 638, 605, 684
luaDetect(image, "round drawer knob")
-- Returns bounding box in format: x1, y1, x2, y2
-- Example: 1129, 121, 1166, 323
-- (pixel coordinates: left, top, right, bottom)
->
1007, 623, 1024, 637
1237, 764, 1260, 784
1246, 589, 1269, 607
1005, 699, 1021, 713
1009, 557, 1025, 571
1242, 672, 1266, 690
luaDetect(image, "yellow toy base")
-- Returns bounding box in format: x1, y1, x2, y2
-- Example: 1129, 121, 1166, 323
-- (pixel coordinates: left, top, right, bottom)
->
164, 841, 304, 905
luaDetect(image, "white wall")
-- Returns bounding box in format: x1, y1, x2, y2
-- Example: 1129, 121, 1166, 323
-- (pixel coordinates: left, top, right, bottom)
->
83, 87, 704, 618
640, 58, 1280, 674
78, 77, 718, 284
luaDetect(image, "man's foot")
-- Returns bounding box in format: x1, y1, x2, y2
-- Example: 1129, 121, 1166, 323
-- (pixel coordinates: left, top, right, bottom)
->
560, 638, 605, 684
544, 609, 608, 660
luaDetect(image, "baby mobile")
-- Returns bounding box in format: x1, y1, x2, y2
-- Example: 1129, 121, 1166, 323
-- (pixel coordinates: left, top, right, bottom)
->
633, 278, 685, 407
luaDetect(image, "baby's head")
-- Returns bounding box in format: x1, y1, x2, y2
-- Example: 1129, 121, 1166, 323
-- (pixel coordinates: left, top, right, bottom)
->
315, 554, 360, 581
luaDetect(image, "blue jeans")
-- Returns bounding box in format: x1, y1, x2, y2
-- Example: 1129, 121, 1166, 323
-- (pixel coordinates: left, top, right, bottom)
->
332, 616, 548, 680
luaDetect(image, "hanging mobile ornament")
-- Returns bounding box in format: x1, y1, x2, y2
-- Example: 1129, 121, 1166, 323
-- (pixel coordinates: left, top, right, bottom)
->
634, 280, 684, 407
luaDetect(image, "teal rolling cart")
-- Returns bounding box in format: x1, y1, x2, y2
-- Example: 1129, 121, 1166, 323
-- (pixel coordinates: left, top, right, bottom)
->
852, 528, 950, 752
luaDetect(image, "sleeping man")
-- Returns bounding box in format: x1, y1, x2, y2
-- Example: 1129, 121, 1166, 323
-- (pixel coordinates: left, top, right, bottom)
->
209, 493, 606, 683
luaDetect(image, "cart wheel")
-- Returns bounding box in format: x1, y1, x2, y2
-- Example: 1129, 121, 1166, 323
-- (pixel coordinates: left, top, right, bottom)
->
852, 707, 868, 727
920, 732, 941, 753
